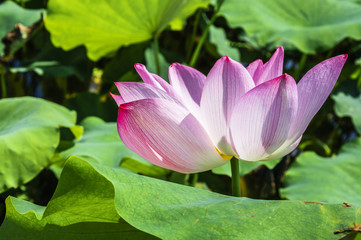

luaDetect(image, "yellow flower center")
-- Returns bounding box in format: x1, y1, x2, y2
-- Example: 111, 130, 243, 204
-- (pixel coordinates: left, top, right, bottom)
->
215, 147, 235, 161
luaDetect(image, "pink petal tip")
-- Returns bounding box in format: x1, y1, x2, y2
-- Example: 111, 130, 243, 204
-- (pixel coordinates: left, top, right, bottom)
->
223, 56, 230, 61
134, 63, 145, 70
170, 62, 181, 68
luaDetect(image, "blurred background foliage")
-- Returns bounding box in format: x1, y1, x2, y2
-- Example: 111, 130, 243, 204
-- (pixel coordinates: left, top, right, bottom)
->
0, 0, 361, 238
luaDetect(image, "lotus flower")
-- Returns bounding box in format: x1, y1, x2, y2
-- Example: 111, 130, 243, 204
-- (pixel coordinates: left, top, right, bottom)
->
111, 47, 347, 173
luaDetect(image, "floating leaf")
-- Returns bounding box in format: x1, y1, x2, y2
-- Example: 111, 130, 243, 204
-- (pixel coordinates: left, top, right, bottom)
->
0, 164, 156, 239
0, 97, 76, 193
220, 0, 361, 53
333, 92, 361, 134
0, 1, 44, 54
1, 156, 360, 239
69, 125, 84, 141
281, 137, 361, 203
44, 0, 210, 60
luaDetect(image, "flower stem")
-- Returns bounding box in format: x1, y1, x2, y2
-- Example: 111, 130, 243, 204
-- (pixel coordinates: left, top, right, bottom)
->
188, 0, 224, 67
190, 173, 199, 187
230, 157, 241, 197
357, 66, 361, 88
1, 70, 6, 98
153, 34, 161, 75
186, 9, 202, 63
189, 13, 217, 67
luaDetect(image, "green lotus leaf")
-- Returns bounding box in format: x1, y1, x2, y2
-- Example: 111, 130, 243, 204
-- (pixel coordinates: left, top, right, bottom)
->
1, 156, 360, 239
333, 92, 361, 134
220, 0, 361, 53
281, 137, 361, 203
44, 0, 210, 60
0, 173, 155, 239
0, 97, 76, 193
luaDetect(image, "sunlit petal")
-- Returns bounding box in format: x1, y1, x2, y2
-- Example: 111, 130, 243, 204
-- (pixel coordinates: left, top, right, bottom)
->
117, 98, 226, 173
110, 92, 124, 106
114, 82, 178, 104
200, 56, 255, 155
134, 63, 179, 99
254, 46, 284, 85
230, 74, 298, 161
288, 54, 348, 142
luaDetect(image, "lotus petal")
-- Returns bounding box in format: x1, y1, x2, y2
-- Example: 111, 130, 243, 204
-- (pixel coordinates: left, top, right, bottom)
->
134, 63, 179, 99
117, 98, 226, 173
200, 56, 255, 156
288, 54, 348, 142
254, 46, 284, 85
114, 82, 178, 104
230, 74, 298, 161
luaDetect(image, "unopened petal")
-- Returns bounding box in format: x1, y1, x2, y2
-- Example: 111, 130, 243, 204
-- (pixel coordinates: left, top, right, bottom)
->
288, 54, 347, 142
246, 59, 263, 81
254, 46, 284, 85
261, 135, 302, 161
168, 63, 206, 118
115, 82, 178, 104
169, 63, 206, 106
117, 98, 226, 173
134, 63, 178, 99
200, 56, 255, 155
230, 74, 298, 161
110, 92, 124, 106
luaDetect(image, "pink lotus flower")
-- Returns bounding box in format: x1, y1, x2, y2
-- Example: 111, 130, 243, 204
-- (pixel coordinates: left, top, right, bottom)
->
111, 47, 347, 173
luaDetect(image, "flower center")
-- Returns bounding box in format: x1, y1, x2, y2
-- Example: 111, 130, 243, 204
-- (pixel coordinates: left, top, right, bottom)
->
215, 147, 234, 161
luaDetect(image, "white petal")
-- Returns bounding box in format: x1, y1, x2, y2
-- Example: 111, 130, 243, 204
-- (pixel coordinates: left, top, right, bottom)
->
200, 56, 255, 155
230, 74, 298, 161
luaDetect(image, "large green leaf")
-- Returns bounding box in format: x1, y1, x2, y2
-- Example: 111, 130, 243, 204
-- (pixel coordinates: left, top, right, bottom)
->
0, 97, 76, 193
281, 137, 361, 203
220, 0, 361, 53
1, 156, 360, 239
0, 171, 156, 239
0, 1, 44, 54
333, 92, 361, 134
44, 0, 210, 60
